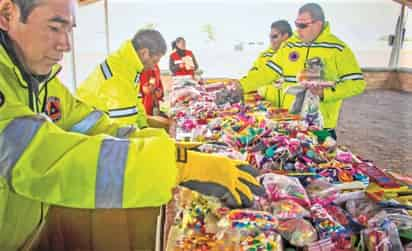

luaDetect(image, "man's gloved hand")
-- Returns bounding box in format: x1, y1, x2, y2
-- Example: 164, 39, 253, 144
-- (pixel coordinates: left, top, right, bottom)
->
175, 142, 264, 208
284, 85, 307, 114
214, 80, 244, 105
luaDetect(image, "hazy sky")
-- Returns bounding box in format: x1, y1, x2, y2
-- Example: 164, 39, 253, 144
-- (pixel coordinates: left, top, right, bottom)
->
112, 0, 389, 2
60, 0, 410, 89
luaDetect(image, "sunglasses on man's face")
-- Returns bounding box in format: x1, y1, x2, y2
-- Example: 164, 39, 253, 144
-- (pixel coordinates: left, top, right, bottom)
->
295, 21, 315, 29
270, 34, 280, 40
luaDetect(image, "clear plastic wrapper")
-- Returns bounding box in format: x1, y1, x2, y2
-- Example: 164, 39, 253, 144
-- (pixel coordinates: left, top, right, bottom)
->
253, 198, 310, 220
361, 228, 391, 251
216, 209, 282, 251
334, 191, 365, 204
197, 142, 245, 161
346, 199, 382, 226
324, 203, 363, 233
276, 218, 317, 247
367, 213, 404, 251
217, 209, 278, 235
271, 199, 311, 220
305, 178, 337, 200
259, 173, 311, 207
311, 204, 352, 249
305, 238, 335, 251
371, 210, 412, 230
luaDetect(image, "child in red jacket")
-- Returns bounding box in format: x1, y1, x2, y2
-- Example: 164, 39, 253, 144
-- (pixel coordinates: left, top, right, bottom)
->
139, 64, 164, 116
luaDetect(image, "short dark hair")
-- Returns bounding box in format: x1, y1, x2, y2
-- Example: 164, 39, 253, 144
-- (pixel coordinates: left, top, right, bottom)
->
132, 29, 167, 56
271, 20, 292, 37
12, 0, 43, 23
299, 3, 325, 23
172, 37, 185, 50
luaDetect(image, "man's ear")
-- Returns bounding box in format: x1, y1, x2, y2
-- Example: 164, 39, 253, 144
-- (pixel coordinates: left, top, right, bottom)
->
0, 0, 15, 31
138, 48, 150, 60
281, 33, 290, 42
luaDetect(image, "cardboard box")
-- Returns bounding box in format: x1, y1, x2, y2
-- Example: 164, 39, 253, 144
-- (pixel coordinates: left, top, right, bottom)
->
35, 206, 161, 251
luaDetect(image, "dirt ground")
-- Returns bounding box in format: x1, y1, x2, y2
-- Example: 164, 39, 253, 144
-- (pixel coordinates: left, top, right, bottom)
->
337, 89, 412, 175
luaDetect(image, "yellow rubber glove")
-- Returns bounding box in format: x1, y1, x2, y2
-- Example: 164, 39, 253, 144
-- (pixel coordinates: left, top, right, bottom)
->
175, 142, 264, 208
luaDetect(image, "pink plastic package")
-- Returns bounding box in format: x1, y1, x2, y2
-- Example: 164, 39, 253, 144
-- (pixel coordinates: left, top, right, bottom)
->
259, 173, 311, 207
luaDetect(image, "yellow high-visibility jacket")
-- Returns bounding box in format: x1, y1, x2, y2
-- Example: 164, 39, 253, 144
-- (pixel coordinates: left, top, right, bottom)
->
240, 23, 366, 128
252, 47, 276, 70
0, 41, 176, 250
246, 47, 283, 107
77, 40, 148, 128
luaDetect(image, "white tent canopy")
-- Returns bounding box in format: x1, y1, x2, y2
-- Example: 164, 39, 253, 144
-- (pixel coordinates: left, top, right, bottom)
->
62, 0, 410, 91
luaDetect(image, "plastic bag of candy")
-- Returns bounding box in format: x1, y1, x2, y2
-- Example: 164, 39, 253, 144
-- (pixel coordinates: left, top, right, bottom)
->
217, 209, 278, 235
216, 209, 282, 250
270, 199, 311, 220
324, 203, 363, 233
304, 238, 335, 251
197, 142, 245, 161
173, 232, 225, 251
311, 204, 352, 249
174, 188, 228, 234
367, 213, 405, 251
171, 87, 201, 106
346, 199, 382, 226
360, 228, 391, 251
305, 178, 338, 200
259, 173, 311, 207
237, 232, 283, 251
252, 195, 310, 221
276, 218, 317, 247
370, 210, 412, 230
368, 211, 403, 251
334, 190, 366, 204
217, 232, 283, 251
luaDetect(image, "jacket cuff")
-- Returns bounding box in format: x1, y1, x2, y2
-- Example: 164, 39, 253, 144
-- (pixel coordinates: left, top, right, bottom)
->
322, 87, 336, 103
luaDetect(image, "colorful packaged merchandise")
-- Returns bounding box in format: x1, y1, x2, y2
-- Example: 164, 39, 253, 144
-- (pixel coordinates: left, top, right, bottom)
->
276, 218, 317, 247
165, 78, 410, 251
269, 199, 310, 220
259, 173, 311, 207
217, 210, 282, 251
310, 204, 351, 249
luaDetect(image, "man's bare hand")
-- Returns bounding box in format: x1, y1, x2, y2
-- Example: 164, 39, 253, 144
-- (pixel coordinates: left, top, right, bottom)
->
308, 86, 324, 98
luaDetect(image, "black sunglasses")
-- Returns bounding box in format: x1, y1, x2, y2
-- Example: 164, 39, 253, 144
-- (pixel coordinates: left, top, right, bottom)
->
295, 21, 315, 29
270, 34, 280, 40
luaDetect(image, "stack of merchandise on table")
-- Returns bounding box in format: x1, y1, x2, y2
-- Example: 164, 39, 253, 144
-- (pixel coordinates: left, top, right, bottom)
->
166, 78, 412, 251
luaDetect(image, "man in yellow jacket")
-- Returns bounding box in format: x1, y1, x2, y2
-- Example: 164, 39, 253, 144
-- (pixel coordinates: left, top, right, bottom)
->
247, 20, 292, 106
0, 1, 263, 250
239, 3, 366, 139
76, 29, 163, 129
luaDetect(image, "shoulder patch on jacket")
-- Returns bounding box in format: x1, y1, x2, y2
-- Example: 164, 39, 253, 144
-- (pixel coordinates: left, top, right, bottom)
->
289, 51, 300, 62
45, 96, 62, 122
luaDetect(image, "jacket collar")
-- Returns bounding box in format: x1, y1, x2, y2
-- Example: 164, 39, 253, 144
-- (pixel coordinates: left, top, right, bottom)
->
266, 47, 276, 54
115, 40, 144, 74
0, 37, 61, 88
314, 22, 332, 42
